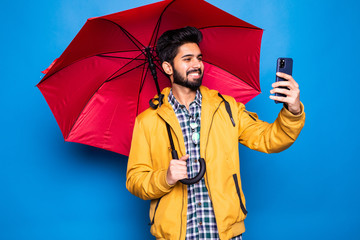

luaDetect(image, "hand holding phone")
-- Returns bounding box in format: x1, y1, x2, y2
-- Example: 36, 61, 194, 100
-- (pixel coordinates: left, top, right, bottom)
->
270, 57, 302, 115
274, 58, 293, 104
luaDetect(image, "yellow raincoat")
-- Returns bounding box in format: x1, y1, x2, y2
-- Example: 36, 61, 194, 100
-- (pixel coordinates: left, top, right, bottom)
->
126, 86, 305, 239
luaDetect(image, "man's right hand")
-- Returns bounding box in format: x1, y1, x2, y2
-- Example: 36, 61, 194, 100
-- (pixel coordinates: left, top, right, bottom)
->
166, 154, 189, 186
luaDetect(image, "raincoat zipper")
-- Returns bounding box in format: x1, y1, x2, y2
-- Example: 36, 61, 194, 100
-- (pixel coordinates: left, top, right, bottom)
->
149, 197, 162, 225
244, 110, 257, 121
203, 101, 223, 218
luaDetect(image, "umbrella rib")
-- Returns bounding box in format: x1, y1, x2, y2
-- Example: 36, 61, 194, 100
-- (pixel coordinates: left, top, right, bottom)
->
98, 54, 143, 60
97, 18, 146, 52
148, 0, 176, 47
105, 62, 147, 83
39, 50, 143, 84
104, 52, 144, 82
65, 61, 147, 140
148, 13, 162, 48
203, 59, 261, 92
98, 49, 142, 54
97, 49, 144, 59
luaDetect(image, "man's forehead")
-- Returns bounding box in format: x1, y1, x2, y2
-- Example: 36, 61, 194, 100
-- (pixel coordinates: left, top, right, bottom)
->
177, 43, 202, 57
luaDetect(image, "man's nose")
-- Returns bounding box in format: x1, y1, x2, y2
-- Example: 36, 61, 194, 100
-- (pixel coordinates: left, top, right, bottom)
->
192, 59, 202, 68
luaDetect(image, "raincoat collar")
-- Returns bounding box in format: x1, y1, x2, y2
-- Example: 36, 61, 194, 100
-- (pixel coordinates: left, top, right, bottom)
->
168, 89, 202, 113
156, 86, 222, 118
156, 86, 224, 157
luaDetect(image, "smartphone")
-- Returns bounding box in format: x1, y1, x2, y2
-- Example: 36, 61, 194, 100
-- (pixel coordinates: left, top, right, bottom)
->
275, 57, 293, 104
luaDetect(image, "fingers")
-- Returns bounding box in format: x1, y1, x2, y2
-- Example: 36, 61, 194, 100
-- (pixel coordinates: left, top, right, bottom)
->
178, 154, 189, 162
168, 161, 188, 177
166, 154, 189, 185
276, 72, 292, 80
269, 95, 287, 103
269, 87, 299, 104
270, 87, 290, 95
271, 73, 300, 99
275, 72, 299, 88
270, 73, 301, 114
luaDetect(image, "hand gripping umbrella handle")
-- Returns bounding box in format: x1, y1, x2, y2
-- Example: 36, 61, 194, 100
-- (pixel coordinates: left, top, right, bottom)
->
170, 149, 206, 185
166, 123, 205, 185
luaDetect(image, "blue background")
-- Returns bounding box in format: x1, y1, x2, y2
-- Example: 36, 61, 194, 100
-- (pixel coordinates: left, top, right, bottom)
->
1, 0, 359, 239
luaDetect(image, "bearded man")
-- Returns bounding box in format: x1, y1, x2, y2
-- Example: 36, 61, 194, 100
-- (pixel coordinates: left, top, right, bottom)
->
126, 26, 305, 240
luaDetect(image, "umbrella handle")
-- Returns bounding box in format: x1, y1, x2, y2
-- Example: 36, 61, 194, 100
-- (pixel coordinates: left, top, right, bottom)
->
171, 150, 206, 185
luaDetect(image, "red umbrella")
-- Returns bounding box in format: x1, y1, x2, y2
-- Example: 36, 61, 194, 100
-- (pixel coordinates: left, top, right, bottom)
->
37, 0, 263, 157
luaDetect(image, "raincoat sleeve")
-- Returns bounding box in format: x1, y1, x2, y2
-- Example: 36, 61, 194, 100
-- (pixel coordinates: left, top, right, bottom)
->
237, 102, 305, 153
126, 117, 173, 200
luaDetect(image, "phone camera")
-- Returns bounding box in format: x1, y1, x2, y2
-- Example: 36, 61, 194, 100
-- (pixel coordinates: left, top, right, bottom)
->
280, 59, 285, 68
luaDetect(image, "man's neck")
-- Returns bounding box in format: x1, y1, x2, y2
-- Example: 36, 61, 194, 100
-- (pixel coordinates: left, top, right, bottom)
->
171, 84, 197, 110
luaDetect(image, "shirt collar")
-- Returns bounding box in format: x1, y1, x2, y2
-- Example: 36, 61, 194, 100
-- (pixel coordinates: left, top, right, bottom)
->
168, 89, 202, 112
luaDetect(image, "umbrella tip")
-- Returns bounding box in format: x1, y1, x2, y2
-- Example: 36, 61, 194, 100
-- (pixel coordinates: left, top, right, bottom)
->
42, 58, 59, 75
88, 17, 99, 21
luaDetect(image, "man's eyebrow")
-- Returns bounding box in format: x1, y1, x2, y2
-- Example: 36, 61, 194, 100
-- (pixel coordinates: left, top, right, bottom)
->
181, 54, 203, 58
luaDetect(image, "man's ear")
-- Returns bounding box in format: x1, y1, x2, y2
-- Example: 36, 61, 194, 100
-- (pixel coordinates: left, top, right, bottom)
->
162, 61, 173, 75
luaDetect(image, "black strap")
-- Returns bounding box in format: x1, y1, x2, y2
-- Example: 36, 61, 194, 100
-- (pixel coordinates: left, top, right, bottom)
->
218, 93, 236, 127
149, 94, 178, 159
166, 123, 178, 159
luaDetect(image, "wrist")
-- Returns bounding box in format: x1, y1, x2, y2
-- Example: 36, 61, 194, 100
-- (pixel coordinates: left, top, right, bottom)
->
284, 103, 301, 115
166, 172, 176, 186
290, 108, 301, 115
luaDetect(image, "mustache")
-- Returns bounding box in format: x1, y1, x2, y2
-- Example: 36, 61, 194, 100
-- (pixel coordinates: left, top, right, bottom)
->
186, 69, 202, 76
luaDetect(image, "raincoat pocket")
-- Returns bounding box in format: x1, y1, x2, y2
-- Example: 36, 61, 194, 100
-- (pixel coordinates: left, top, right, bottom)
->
232, 174, 247, 217
149, 197, 162, 225
244, 110, 259, 121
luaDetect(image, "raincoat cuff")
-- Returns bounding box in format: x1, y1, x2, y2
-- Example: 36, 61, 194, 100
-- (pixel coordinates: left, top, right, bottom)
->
160, 169, 175, 190
282, 102, 305, 119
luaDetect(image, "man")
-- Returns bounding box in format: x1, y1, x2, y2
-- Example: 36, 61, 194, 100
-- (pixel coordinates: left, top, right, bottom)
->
126, 27, 305, 239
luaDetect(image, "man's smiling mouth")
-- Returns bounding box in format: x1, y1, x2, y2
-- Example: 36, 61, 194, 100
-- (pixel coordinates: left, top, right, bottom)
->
187, 69, 202, 77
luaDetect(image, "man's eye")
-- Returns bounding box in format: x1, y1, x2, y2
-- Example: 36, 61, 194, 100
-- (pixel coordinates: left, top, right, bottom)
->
184, 58, 191, 61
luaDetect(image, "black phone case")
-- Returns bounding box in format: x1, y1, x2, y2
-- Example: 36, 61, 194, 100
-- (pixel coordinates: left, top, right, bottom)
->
275, 57, 293, 104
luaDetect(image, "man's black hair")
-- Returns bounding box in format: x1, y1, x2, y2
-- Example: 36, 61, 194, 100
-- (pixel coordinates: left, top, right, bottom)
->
156, 26, 203, 64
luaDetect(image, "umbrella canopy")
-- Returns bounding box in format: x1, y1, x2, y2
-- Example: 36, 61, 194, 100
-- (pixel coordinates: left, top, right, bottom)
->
37, 0, 263, 156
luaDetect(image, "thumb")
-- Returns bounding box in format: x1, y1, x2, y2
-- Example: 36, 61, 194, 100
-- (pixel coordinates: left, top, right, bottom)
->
179, 154, 189, 161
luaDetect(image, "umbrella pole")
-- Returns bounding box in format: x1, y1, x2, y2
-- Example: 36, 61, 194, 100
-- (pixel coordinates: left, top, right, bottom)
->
145, 47, 206, 185
145, 48, 161, 99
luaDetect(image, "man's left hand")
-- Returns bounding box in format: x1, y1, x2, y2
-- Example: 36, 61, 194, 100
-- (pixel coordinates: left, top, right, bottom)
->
270, 72, 301, 115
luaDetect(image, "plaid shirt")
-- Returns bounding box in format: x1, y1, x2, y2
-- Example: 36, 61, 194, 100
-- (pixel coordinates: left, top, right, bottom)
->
169, 90, 242, 240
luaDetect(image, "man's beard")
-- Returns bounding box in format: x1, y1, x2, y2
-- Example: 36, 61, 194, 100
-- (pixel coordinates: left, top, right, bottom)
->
173, 68, 203, 91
